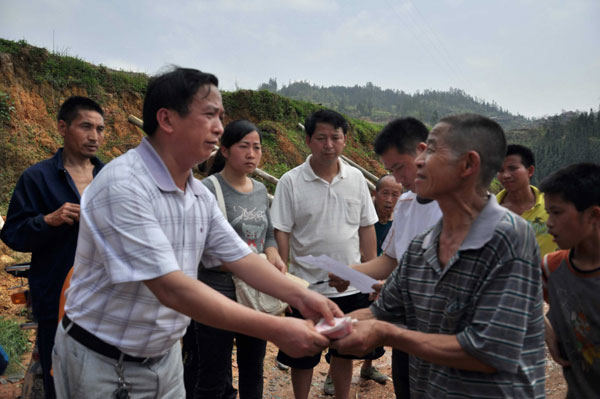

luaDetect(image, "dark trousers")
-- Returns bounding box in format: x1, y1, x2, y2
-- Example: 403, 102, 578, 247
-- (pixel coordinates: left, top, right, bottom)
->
391, 349, 410, 399
182, 320, 266, 399
38, 318, 57, 399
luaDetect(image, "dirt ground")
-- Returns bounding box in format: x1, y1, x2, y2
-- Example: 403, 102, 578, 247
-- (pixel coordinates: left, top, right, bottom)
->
0, 246, 568, 398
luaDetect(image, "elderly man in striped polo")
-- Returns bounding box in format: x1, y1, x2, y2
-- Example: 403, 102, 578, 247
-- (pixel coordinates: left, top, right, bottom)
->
332, 114, 545, 398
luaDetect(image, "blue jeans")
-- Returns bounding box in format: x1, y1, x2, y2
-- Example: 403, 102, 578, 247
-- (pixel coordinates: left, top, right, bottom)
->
182, 320, 266, 399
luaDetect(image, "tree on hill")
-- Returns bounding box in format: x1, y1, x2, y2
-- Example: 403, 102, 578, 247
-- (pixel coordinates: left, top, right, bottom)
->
530, 110, 600, 184
269, 80, 534, 130
258, 78, 278, 93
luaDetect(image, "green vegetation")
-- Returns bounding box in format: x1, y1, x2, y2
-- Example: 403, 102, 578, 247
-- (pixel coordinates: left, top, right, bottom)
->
259, 79, 535, 130
29, 49, 148, 98
532, 110, 600, 184
0, 91, 15, 125
222, 90, 321, 125
0, 38, 387, 212
2, 37, 597, 211
0, 38, 148, 102
0, 38, 28, 54
0, 317, 31, 374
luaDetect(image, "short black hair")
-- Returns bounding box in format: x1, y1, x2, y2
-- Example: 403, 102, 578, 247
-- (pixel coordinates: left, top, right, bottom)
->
209, 119, 261, 175
506, 144, 535, 168
304, 109, 348, 138
373, 117, 428, 156
539, 163, 600, 212
439, 114, 506, 188
57, 96, 104, 125
143, 67, 219, 136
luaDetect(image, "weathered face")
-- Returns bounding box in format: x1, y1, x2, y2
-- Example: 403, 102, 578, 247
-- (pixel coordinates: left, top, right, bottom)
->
497, 154, 534, 192
171, 85, 224, 165
374, 176, 402, 216
544, 193, 593, 250
414, 123, 462, 199
305, 122, 346, 165
380, 147, 418, 192
222, 130, 262, 175
59, 110, 105, 159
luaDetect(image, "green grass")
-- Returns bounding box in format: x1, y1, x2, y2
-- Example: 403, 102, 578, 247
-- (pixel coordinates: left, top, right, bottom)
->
0, 317, 31, 374
0, 39, 150, 103
29, 49, 148, 99
0, 38, 28, 54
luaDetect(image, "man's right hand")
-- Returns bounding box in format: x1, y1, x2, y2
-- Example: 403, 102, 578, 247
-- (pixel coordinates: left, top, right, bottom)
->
272, 317, 331, 358
294, 289, 343, 325
44, 202, 80, 226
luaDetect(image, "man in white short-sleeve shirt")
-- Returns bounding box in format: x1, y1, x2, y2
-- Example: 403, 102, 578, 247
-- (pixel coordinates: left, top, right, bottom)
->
52, 68, 342, 398
330, 117, 441, 398
271, 109, 379, 399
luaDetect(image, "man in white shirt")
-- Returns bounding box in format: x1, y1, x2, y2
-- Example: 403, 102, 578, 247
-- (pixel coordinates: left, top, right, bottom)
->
271, 109, 379, 399
52, 67, 342, 398
331, 117, 441, 398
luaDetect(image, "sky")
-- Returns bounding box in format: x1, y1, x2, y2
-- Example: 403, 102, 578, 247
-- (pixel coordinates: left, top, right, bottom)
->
1, 0, 598, 118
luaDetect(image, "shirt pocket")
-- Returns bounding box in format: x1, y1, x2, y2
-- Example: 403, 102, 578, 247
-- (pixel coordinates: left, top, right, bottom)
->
345, 199, 361, 225
441, 297, 473, 333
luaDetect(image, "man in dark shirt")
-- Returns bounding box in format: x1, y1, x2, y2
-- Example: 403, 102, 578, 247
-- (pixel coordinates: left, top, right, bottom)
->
373, 174, 402, 256
0, 96, 105, 399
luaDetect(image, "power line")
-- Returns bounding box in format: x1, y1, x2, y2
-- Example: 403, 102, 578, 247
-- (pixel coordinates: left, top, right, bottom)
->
383, 0, 463, 88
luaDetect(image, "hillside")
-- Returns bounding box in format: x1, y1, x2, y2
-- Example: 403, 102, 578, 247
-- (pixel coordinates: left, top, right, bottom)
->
260, 79, 600, 184
259, 79, 535, 130
0, 38, 385, 214
1, 37, 598, 212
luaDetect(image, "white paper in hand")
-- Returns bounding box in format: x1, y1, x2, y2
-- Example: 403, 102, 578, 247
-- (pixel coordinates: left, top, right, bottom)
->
315, 317, 355, 339
296, 255, 377, 293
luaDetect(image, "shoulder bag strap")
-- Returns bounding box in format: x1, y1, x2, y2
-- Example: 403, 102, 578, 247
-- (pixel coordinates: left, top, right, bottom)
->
207, 174, 227, 219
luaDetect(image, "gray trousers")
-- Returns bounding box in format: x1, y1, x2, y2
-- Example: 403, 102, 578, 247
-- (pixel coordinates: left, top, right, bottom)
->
52, 321, 185, 398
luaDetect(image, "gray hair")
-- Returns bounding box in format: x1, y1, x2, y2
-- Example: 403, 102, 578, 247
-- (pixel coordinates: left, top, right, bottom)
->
375, 174, 397, 192
439, 114, 506, 188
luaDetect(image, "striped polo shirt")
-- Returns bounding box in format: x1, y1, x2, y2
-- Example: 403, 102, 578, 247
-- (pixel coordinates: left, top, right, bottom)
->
372, 195, 546, 398
64, 138, 252, 357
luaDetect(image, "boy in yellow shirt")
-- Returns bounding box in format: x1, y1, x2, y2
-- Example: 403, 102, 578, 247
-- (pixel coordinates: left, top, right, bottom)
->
497, 144, 556, 255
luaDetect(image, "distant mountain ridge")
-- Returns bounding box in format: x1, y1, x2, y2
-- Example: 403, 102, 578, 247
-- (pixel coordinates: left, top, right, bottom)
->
259, 78, 600, 183
259, 79, 536, 131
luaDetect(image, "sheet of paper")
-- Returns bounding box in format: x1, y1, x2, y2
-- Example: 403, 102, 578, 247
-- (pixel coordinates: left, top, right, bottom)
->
296, 255, 377, 293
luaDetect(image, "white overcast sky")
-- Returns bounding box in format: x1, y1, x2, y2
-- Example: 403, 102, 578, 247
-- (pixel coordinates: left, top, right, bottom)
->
1, 0, 598, 118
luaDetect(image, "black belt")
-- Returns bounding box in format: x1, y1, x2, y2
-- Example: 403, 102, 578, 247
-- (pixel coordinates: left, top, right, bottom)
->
62, 315, 148, 363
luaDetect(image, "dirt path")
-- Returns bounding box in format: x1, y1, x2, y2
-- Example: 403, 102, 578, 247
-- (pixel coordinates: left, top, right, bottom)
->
0, 245, 567, 398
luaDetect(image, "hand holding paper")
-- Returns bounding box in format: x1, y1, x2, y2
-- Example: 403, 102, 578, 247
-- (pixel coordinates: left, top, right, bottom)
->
296, 255, 378, 294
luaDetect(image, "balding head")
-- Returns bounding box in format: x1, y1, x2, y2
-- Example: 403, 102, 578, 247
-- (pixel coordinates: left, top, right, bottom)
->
374, 174, 402, 219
